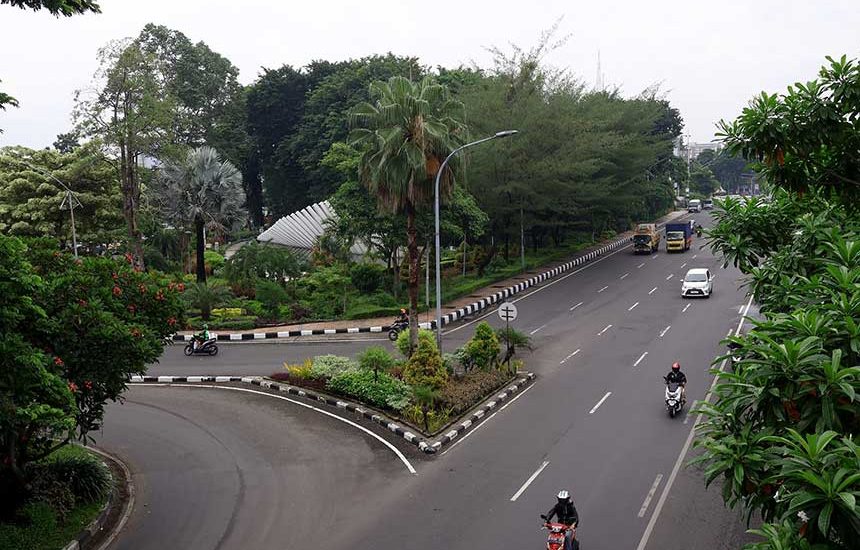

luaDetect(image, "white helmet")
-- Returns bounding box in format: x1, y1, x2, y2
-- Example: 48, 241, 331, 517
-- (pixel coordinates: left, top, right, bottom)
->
557, 490, 569, 500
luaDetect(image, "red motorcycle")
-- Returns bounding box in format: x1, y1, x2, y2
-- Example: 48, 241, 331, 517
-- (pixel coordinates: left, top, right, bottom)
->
541, 519, 579, 550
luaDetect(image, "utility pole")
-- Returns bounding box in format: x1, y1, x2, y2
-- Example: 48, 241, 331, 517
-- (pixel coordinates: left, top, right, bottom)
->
59, 190, 82, 259
520, 204, 525, 270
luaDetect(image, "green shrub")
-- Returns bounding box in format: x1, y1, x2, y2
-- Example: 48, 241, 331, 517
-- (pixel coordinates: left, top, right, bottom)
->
24, 450, 111, 519
403, 334, 448, 390
310, 355, 357, 379
349, 262, 386, 294
463, 321, 501, 370
224, 241, 303, 287
255, 280, 288, 319
327, 369, 412, 410
358, 346, 395, 380
243, 299, 264, 317
204, 249, 225, 275
297, 265, 352, 319
395, 327, 436, 358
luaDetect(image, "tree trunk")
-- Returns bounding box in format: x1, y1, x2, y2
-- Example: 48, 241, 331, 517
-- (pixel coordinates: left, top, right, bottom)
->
195, 217, 207, 285
244, 151, 264, 227
119, 141, 145, 271
406, 203, 419, 356
391, 248, 400, 299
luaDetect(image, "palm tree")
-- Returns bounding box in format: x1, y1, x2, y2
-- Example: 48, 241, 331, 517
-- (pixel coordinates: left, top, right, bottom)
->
349, 76, 466, 354
155, 146, 247, 284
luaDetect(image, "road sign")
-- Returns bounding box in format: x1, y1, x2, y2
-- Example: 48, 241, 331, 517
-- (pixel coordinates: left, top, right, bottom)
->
498, 302, 518, 322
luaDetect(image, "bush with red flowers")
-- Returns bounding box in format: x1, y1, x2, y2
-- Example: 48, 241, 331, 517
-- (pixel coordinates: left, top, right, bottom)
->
0, 236, 184, 516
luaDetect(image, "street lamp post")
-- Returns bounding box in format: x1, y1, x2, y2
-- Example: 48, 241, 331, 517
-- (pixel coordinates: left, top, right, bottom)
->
434, 130, 517, 351
11, 159, 82, 258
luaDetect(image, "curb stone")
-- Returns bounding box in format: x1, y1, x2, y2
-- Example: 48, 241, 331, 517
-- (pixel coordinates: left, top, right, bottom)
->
172, 231, 640, 342
129, 372, 536, 454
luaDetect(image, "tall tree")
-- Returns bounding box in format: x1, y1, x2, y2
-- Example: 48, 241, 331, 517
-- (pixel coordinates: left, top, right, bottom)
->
153, 146, 246, 284
74, 39, 175, 269
350, 76, 465, 353
134, 24, 243, 148
0, 145, 123, 243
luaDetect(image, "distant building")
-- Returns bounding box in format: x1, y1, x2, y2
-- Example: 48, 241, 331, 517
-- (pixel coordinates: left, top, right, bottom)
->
674, 138, 722, 159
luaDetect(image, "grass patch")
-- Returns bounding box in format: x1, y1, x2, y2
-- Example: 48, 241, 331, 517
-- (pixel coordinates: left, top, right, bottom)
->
0, 446, 109, 550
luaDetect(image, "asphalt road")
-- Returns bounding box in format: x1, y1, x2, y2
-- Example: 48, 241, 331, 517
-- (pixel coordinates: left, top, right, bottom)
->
95, 385, 414, 550
325, 211, 754, 550
110, 211, 754, 549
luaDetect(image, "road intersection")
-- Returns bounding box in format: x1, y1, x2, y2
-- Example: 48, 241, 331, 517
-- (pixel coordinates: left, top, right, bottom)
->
99, 212, 756, 549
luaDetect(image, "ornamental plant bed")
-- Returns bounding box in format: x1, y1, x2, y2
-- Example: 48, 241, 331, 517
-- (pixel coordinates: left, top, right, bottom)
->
268, 367, 520, 437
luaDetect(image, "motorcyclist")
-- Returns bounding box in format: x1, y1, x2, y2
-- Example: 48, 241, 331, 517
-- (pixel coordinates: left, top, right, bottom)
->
542, 490, 579, 550
394, 308, 408, 325
665, 361, 687, 403
694, 223, 703, 237
192, 324, 210, 351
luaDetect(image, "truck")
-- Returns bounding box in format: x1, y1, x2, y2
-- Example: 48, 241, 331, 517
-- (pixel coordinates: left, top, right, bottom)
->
687, 199, 702, 213
665, 222, 692, 252
633, 223, 660, 254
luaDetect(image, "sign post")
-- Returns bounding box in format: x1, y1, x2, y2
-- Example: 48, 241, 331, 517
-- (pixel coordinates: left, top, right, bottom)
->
498, 302, 519, 372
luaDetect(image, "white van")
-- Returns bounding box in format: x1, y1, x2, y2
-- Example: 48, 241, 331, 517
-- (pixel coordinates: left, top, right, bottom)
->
687, 199, 702, 213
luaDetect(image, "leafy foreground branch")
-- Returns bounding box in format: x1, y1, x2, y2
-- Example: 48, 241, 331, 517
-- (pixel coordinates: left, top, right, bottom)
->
694, 55, 860, 550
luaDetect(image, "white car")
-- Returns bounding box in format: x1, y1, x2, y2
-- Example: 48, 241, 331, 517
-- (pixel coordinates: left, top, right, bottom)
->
681, 268, 713, 298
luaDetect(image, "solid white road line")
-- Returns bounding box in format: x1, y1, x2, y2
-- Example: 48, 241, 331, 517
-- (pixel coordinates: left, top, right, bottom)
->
589, 392, 612, 414
683, 401, 699, 425
530, 324, 548, 335
510, 460, 550, 501
620, 272, 630, 280
682, 304, 691, 313
560, 349, 581, 364
628, 302, 640, 311
132, 384, 418, 475
638, 474, 664, 518
598, 285, 609, 293
444, 242, 634, 335
680, 262, 687, 269
659, 325, 671, 338
648, 287, 658, 295
570, 301, 584, 312
636, 295, 754, 550
633, 351, 648, 367
598, 324, 613, 336
441, 383, 537, 456
637, 263, 645, 269
666, 274, 674, 280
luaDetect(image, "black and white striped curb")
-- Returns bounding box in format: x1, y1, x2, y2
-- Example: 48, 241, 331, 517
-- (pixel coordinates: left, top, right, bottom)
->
130, 372, 536, 454
172, 233, 638, 342
172, 322, 434, 342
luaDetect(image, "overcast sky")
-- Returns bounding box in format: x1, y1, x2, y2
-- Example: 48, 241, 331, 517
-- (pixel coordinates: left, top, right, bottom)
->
1, 0, 858, 148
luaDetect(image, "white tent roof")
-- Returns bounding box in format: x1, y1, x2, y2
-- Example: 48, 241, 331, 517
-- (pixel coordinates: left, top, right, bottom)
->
257, 200, 366, 255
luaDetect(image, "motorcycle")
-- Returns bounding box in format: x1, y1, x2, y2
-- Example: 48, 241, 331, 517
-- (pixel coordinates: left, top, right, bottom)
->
540, 517, 579, 550
388, 319, 408, 341
664, 376, 684, 418
184, 337, 219, 356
